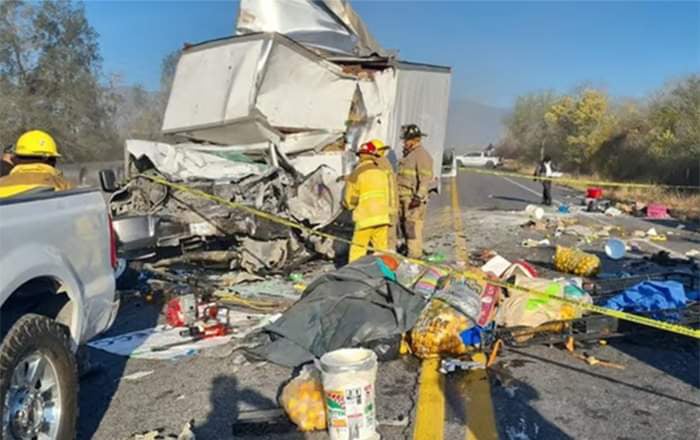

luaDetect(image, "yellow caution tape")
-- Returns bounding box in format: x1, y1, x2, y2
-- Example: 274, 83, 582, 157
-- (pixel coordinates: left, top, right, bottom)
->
459, 166, 700, 191
139, 174, 700, 339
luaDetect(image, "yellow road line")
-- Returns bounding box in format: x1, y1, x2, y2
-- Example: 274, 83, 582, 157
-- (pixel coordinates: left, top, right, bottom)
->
450, 175, 469, 262
449, 176, 498, 440
463, 368, 498, 440
413, 358, 445, 440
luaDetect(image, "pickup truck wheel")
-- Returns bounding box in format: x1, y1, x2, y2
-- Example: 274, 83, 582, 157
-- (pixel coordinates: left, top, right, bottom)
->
485, 161, 496, 169
0, 314, 77, 440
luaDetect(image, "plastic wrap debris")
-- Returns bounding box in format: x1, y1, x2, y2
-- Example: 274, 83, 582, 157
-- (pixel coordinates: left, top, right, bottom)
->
603, 281, 689, 318
87, 325, 234, 360
280, 365, 327, 432
433, 279, 481, 323
126, 140, 267, 181
252, 257, 426, 367
554, 246, 601, 277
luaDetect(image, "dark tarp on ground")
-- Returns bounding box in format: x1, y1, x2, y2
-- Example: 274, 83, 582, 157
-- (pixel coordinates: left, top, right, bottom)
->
251, 256, 427, 367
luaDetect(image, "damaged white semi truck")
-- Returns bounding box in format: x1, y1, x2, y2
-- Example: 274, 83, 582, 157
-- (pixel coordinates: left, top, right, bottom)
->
112, 0, 451, 274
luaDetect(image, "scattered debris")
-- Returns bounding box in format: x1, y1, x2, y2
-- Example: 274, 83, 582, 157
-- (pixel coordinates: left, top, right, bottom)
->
603, 281, 689, 317
604, 238, 626, 260
252, 257, 425, 367
646, 203, 670, 219
521, 238, 551, 248
280, 365, 326, 432
122, 370, 155, 382
604, 207, 622, 217
525, 204, 545, 221
553, 246, 601, 277
686, 249, 700, 258
89, 325, 236, 360
439, 358, 485, 374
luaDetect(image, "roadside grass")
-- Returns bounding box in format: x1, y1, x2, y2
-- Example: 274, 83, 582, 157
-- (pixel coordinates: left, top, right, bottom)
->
501, 159, 700, 222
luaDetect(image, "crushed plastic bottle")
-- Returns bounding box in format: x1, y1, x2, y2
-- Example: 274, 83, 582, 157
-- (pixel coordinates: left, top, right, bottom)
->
426, 252, 446, 264
289, 272, 304, 283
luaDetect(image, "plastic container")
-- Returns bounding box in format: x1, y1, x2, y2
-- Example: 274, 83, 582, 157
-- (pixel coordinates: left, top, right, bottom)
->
646, 203, 669, 219
525, 204, 544, 220
320, 349, 380, 440
604, 238, 626, 260
586, 187, 603, 199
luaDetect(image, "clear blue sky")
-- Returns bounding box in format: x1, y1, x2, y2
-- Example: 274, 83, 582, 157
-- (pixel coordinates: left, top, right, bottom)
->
85, 1, 699, 108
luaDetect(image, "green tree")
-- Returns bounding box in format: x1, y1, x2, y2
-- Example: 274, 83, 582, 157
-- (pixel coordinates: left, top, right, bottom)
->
544, 89, 616, 171
500, 91, 563, 162
0, 0, 120, 161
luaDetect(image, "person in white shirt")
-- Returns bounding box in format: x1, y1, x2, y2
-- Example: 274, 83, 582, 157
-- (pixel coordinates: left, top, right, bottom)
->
534, 156, 553, 206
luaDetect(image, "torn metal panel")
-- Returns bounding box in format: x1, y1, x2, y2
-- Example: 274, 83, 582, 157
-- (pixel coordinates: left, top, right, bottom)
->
237, 234, 310, 273
163, 33, 357, 144
277, 131, 344, 155
236, 0, 384, 57
162, 38, 264, 131
287, 165, 344, 226
126, 140, 268, 181
255, 38, 356, 131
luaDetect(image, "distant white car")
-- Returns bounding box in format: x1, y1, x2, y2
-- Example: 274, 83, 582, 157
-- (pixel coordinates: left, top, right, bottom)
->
456, 152, 502, 168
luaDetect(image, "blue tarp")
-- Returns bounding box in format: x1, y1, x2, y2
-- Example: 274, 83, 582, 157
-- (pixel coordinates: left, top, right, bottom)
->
603, 281, 688, 316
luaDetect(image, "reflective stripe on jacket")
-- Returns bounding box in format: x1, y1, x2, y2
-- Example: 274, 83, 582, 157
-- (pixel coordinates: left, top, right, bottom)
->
398, 145, 433, 201
343, 157, 391, 229
0, 163, 74, 199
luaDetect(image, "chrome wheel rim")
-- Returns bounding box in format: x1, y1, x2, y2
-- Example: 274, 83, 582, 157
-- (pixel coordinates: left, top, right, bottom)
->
3, 351, 62, 440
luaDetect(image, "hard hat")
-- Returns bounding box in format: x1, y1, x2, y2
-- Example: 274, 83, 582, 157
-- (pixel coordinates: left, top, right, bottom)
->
357, 140, 381, 156
400, 124, 427, 140
370, 139, 388, 150
15, 130, 60, 158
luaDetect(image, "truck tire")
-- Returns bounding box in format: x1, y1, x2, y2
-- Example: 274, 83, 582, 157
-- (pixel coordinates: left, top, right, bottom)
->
485, 161, 496, 169
0, 314, 78, 440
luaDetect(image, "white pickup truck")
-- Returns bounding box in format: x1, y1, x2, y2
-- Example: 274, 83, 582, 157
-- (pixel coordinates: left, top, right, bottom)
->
455, 151, 502, 168
0, 187, 119, 439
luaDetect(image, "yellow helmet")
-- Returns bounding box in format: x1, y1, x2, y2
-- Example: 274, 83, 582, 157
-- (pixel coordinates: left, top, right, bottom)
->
15, 130, 60, 158
370, 139, 386, 150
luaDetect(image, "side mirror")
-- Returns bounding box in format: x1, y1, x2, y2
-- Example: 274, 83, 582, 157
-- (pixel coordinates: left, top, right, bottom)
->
99, 169, 119, 193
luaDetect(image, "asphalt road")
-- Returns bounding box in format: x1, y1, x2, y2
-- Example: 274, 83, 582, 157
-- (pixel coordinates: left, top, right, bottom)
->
78, 167, 700, 440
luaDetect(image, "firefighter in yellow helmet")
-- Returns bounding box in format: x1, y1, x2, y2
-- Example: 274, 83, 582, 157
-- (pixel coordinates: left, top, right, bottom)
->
0, 130, 73, 199
343, 140, 391, 263
398, 124, 433, 258
373, 140, 399, 251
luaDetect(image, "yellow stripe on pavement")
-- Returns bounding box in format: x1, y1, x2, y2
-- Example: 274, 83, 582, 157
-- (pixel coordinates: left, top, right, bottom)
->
449, 176, 499, 440
463, 368, 499, 440
413, 358, 445, 440
450, 174, 469, 263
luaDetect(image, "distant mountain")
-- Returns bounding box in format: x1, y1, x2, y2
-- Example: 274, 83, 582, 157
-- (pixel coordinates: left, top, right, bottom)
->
446, 99, 508, 153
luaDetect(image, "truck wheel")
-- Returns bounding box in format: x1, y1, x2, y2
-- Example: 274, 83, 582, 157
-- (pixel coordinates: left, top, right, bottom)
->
0, 314, 78, 440
486, 161, 496, 169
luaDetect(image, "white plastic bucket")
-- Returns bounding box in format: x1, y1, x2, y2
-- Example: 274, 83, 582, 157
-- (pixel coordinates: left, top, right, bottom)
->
320, 348, 380, 440
525, 204, 545, 220
605, 238, 626, 260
